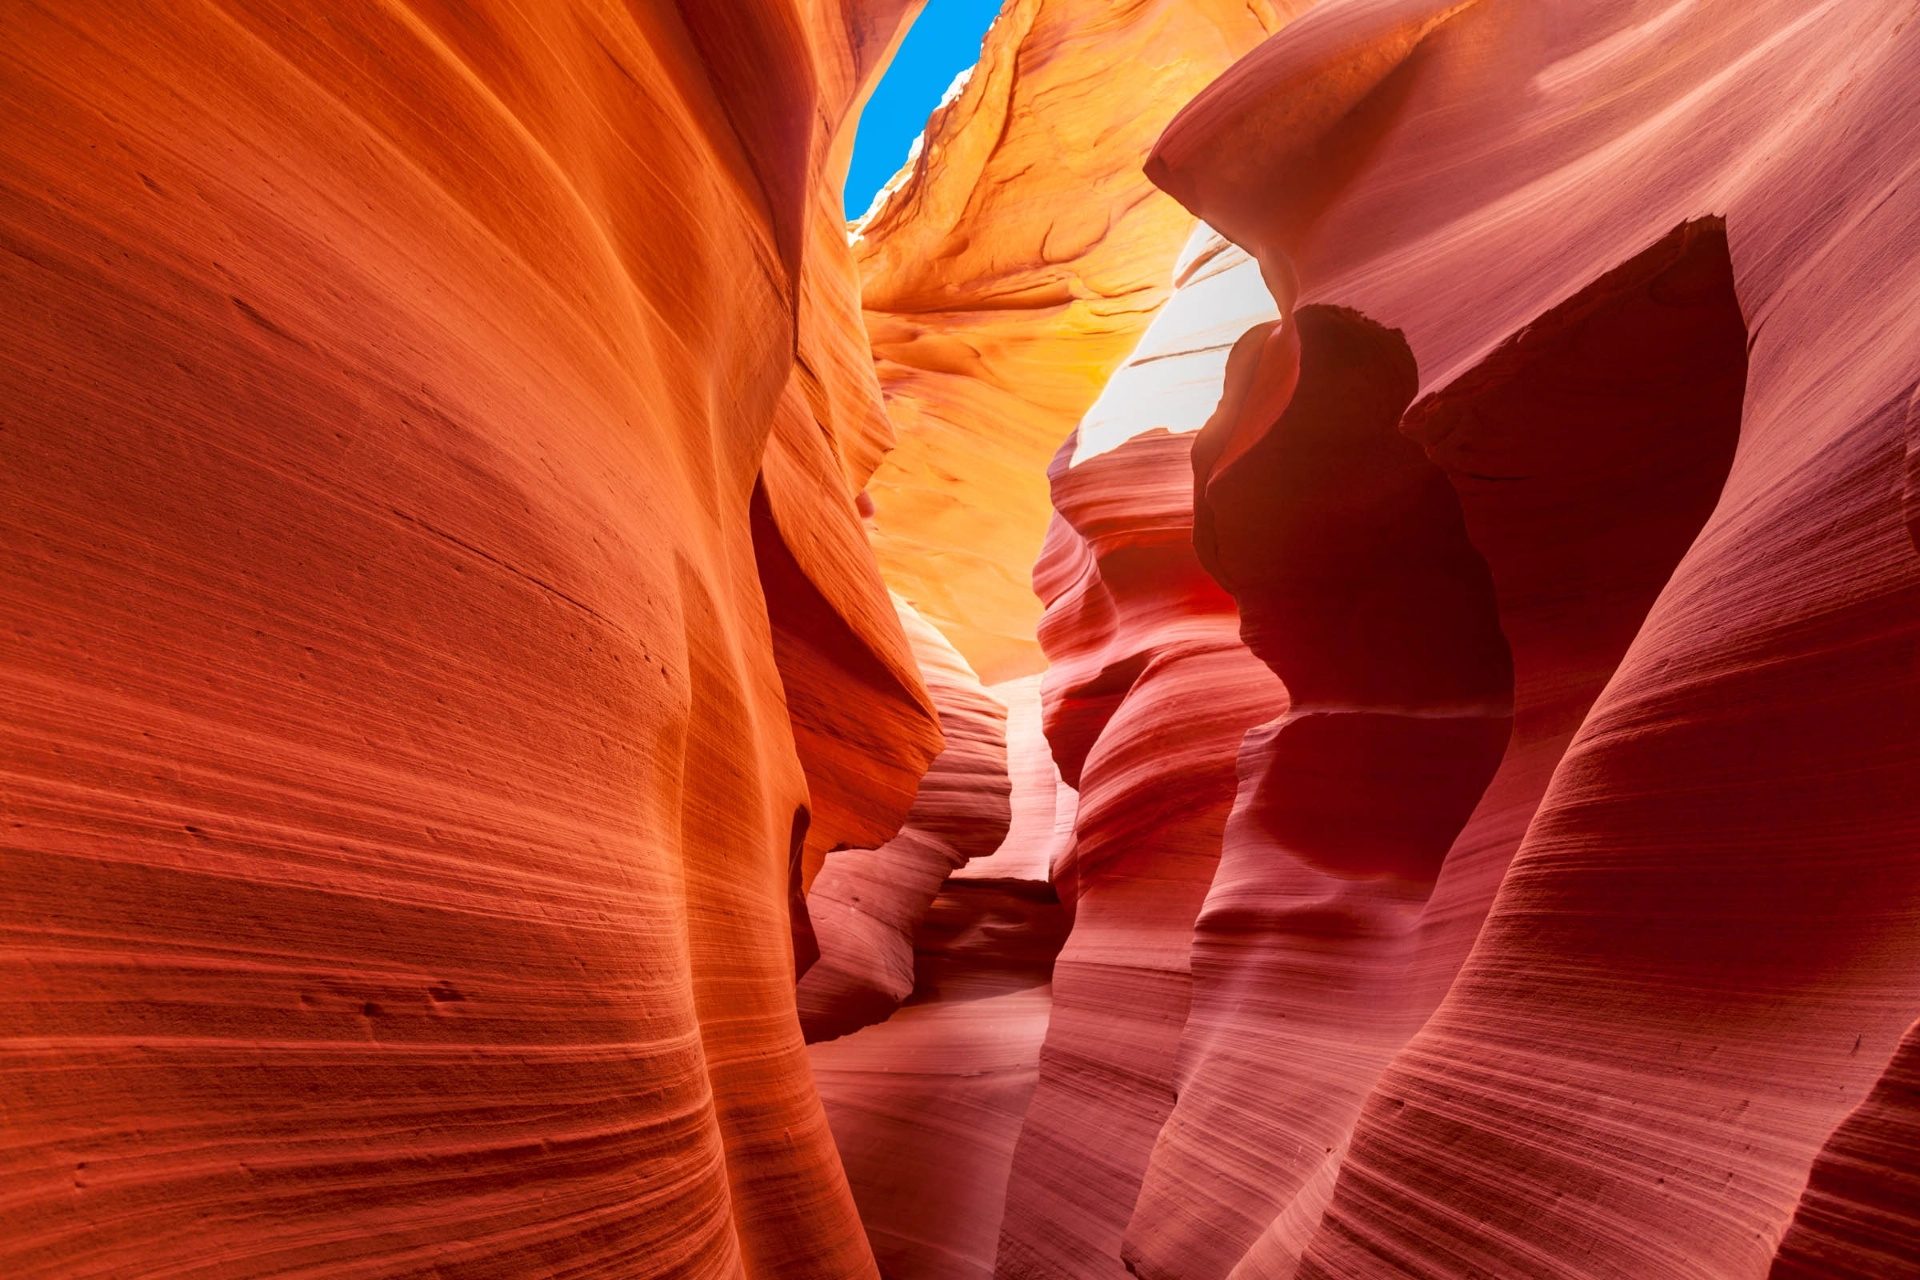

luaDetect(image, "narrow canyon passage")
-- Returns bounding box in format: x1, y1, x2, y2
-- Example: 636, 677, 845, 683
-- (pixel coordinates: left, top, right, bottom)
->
4, 3, 1920, 1280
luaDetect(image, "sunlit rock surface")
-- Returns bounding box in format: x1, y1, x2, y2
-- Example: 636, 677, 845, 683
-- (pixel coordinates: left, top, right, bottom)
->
853, 0, 1302, 682
0, 2, 935, 1275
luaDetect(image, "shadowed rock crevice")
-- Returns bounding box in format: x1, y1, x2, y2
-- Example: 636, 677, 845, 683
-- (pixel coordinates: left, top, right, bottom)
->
1287, 217, 1761, 1280
1124, 303, 1512, 1280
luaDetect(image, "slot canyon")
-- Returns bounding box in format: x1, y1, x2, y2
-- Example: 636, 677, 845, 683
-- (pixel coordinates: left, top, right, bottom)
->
6, 0, 1920, 1277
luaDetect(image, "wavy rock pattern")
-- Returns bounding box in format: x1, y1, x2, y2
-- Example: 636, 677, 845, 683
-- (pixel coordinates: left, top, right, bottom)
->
1143, 1, 1920, 1276
0, 1, 933, 1275
854, 0, 1298, 681
1124, 302, 1515, 1280
805, 667, 1079, 1278
991, 224, 1290, 1275
798, 596, 1010, 1042
1769, 1016, 1920, 1279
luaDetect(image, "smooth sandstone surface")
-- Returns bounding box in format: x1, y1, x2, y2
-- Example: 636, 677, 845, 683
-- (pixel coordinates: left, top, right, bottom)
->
0, 1, 935, 1275
991, 223, 1290, 1275
1768, 1016, 1920, 1279
854, 0, 1300, 682
1145, 1, 1920, 1276
797, 595, 1010, 1043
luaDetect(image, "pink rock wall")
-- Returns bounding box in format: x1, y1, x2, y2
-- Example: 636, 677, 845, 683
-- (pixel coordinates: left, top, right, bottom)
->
993, 429, 1286, 1272
1145, 1, 1920, 1275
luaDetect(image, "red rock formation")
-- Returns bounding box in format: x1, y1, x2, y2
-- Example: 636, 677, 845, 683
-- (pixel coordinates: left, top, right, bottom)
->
812, 875, 1071, 1280
855, 0, 1298, 682
1126, 216, 1751, 1278
992, 422, 1286, 1273
1768, 1016, 1920, 1279
0, 1, 935, 1274
1124, 302, 1516, 1280
1142, 1, 1920, 1276
797, 595, 1009, 1041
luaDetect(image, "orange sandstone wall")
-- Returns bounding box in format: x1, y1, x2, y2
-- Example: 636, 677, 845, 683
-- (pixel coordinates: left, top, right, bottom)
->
0, 1, 937, 1274
797, 594, 1010, 1042
853, 0, 1301, 683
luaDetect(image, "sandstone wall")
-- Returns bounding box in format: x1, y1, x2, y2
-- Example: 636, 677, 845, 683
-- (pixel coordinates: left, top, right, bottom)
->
0, 2, 940, 1274
854, 0, 1301, 682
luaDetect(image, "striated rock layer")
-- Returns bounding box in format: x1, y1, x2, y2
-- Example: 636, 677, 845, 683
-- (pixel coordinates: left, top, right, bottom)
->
992, 227, 1290, 1278
798, 595, 1010, 1042
1140, 0, 1920, 1276
811, 875, 1071, 1280
0, 1, 940, 1275
854, 0, 1300, 681
1768, 1015, 1920, 1279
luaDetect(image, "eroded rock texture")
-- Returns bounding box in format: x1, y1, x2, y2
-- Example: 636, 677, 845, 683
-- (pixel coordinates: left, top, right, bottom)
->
1139, 0, 1920, 1276
798, 595, 1010, 1042
1769, 1016, 1920, 1279
854, 0, 1299, 681
992, 230, 1289, 1278
0, 1, 938, 1275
